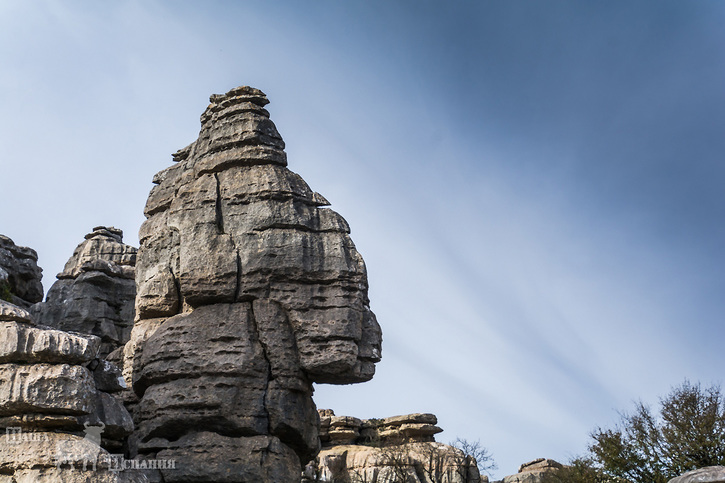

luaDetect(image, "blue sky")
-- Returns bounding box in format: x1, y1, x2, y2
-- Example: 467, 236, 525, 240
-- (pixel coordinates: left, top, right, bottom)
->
2, 1, 724, 477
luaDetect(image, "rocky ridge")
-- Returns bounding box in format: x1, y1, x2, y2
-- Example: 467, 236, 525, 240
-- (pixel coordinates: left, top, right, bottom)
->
125, 85, 382, 481
31, 226, 137, 358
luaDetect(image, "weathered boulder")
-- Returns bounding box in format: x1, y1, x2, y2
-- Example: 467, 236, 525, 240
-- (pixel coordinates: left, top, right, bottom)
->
128, 85, 382, 481
0, 235, 43, 308
496, 458, 565, 483
31, 226, 137, 357
669, 466, 725, 483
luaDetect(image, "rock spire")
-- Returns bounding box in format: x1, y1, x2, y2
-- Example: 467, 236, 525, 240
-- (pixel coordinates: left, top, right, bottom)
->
127, 86, 382, 481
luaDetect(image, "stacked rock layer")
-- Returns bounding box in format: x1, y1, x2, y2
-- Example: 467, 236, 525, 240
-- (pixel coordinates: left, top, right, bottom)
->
310, 411, 479, 483
32, 226, 137, 358
0, 300, 141, 482
126, 86, 382, 482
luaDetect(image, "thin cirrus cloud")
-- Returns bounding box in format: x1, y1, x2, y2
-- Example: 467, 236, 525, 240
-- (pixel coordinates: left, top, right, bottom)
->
1, 0, 724, 478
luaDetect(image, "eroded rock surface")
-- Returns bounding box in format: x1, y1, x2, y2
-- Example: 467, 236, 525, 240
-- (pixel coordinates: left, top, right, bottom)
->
495, 458, 565, 483
669, 466, 725, 483
127, 86, 382, 482
309, 410, 479, 483
0, 235, 43, 309
31, 226, 137, 357
0, 300, 141, 482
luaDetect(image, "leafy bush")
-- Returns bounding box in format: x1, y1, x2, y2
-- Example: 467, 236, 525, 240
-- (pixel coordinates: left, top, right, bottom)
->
546, 381, 725, 483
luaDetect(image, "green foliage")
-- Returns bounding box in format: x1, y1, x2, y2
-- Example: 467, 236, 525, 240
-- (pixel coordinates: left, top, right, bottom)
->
583, 380, 725, 483
0, 282, 13, 302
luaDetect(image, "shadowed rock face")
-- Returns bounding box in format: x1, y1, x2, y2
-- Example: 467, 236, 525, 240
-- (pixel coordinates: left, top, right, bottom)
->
128, 86, 382, 481
0, 235, 43, 308
31, 227, 137, 358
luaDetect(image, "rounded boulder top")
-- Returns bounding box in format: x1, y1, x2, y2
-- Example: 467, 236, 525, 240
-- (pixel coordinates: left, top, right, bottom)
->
669, 466, 725, 483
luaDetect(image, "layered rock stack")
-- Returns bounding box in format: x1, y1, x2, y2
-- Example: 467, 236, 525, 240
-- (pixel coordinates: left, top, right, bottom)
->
125, 86, 382, 482
319, 411, 444, 447
311, 410, 480, 483
32, 226, 137, 358
0, 300, 139, 482
0, 235, 43, 309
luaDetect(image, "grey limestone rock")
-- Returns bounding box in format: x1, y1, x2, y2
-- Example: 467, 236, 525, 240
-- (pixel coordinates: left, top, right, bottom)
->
311, 410, 476, 483
0, 301, 138, 481
128, 85, 382, 481
0, 432, 147, 482
669, 467, 725, 483
32, 226, 137, 357
0, 319, 100, 364
495, 458, 565, 483
313, 442, 481, 483
319, 411, 443, 447
0, 235, 43, 308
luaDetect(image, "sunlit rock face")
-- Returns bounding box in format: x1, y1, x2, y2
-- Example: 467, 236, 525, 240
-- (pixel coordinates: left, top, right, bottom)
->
0, 300, 140, 483
307, 410, 481, 483
32, 226, 137, 358
127, 86, 382, 482
668, 466, 725, 483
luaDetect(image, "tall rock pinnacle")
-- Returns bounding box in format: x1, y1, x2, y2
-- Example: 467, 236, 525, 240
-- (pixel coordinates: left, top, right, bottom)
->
32, 226, 137, 358
127, 86, 382, 481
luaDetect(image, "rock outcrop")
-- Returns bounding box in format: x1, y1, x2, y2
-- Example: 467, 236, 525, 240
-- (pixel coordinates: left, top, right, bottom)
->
319, 412, 444, 447
308, 410, 480, 483
0, 300, 141, 482
668, 466, 725, 483
495, 458, 564, 483
32, 226, 137, 358
126, 86, 382, 482
0, 235, 43, 309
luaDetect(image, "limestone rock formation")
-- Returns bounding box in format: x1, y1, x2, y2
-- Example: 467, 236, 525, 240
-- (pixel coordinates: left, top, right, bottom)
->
495, 458, 564, 483
0, 235, 43, 309
319, 412, 444, 447
0, 300, 141, 482
668, 466, 725, 483
127, 86, 382, 482
309, 410, 479, 483
32, 226, 137, 357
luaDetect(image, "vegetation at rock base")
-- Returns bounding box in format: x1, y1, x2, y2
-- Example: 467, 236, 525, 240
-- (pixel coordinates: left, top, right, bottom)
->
542, 380, 725, 483
0, 281, 13, 302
